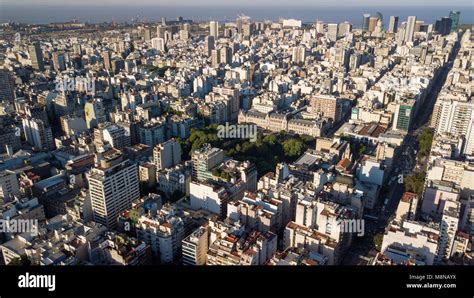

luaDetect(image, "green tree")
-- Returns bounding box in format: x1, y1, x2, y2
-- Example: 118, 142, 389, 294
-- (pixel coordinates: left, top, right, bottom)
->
220, 171, 231, 181
417, 128, 434, 159
299, 134, 315, 144
282, 138, 305, 157
263, 134, 277, 145
373, 233, 384, 251
404, 172, 426, 195
235, 144, 242, 152
241, 141, 255, 154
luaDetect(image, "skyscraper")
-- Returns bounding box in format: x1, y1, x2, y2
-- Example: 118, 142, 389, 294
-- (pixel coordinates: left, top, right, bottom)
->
338, 22, 352, 37
151, 37, 166, 52
52, 51, 66, 72
153, 139, 182, 170
157, 25, 167, 39
327, 23, 339, 41
183, 23, 191, 32
102, 124, 131, 150
397, 22, 407, 42
414, 20, 424, 33
211, 49, 220, 67
431, 99, 474, 156
28, 41, 44, 71
102, 50, 112, 71
405, 16, 417, 43
292, 46, 306, 64
22, 118, 55, 150
375, 12, 383, 21
53, 91, 73, 117
435, 17, 453, 36
0, 69, 15, 102
362, 14, 370, 31
315, 20, 326, 34
143, 28, 152, 41
191, 144, 224, 182
438, 203, 460, 261
219, 46, 232, 65
449, 11, 461, 32
236, 17, 243, 34
88, 151, 140, 229
73, 43, 82, 56
388, 16, 399, 33
0, 125, 21, 154
374, 19, 384, 36
0, 170, 20, 199
368, 17, 379, 32
204, 35, 215, 57
210, 21, 219, 38
182, 226, 208, 265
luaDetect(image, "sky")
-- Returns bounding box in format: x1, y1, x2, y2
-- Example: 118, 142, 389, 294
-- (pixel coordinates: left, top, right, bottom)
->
2, 0, 473, 6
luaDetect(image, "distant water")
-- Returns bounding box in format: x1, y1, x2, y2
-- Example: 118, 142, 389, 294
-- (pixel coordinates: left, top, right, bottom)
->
0, 4, 472, 26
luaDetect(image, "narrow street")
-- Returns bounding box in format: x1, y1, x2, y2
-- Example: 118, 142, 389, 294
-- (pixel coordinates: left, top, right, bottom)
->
342, 41, 460, 265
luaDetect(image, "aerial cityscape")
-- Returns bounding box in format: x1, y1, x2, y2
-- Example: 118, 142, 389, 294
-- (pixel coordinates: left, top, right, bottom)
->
0, 0, 473, 273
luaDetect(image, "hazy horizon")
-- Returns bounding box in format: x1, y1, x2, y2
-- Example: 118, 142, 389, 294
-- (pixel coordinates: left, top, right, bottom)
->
0, 2, 472, 25
2, 0, 472, 6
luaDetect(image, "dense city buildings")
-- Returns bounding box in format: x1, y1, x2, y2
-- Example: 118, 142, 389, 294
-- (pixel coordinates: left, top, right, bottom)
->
0, 6, 472, 271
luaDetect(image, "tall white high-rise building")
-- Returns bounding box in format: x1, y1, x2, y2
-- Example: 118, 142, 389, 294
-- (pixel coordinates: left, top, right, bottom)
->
22, 118, 55, 150
431, 99, 474, 156
432, 100, 474, 136
219, 46, 232, 65
327, 23, 338, 42
438, 202, 460, 261
315, 20, 326, 34
182, 226, 209, 265
102, 124, 130, 150
292, 46, 306, 64
151, 37, 166, 52
405, 16, 417, 42
388, 16, 399, 33
0, 170, 20, 200
153, 139, 182, 170
337, 22, 352, 37
88, 151, 140, 229
211, 49, 220, 67
209, 21, 219, 38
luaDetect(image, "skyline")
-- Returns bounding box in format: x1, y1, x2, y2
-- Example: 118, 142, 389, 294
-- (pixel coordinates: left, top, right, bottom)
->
2, 0, 473, 7
0, 4, 472, 25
